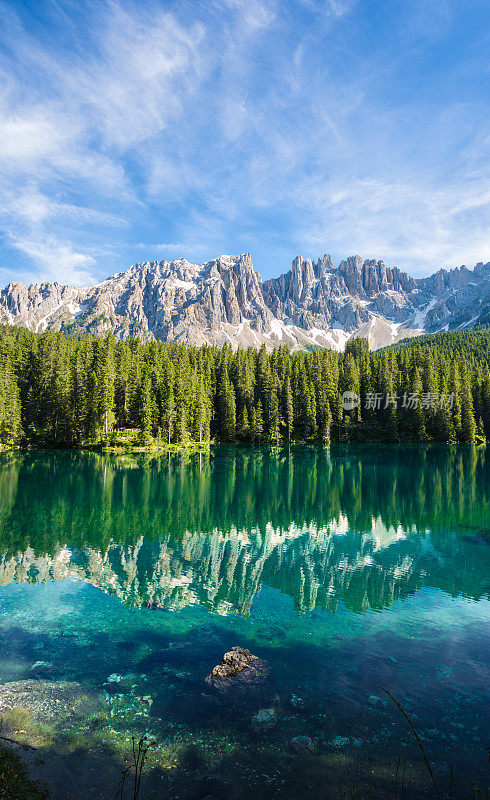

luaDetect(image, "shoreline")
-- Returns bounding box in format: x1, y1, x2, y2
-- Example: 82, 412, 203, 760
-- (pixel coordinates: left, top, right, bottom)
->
0, 438, 487, 455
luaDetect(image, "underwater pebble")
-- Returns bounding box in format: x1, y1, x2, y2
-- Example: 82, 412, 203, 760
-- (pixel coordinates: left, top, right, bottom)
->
106, 673, 123, 683
290, 735, 314, 753
289, 693, 306, 710
330, 736, 349, 748
368, 694, 381, 706
251, 707, 278, 733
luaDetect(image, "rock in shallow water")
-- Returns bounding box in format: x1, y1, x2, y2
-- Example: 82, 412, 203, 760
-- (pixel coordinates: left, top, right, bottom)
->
290, 735, 314, 753
207, 647, 258, 680
204, 646, 272, 708
250, 707, 277, 733
0, 680, 102, 726
289, 693, 307, 710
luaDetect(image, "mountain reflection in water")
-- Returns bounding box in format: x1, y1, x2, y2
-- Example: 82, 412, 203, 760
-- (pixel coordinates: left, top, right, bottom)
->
0, 445, 488, 615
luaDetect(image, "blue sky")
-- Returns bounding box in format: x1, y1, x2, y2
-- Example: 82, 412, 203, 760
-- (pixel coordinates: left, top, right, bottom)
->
0, 0, 490, 286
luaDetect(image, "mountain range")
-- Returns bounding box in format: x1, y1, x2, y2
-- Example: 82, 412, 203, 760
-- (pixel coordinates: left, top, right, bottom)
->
1, 251, 489, 351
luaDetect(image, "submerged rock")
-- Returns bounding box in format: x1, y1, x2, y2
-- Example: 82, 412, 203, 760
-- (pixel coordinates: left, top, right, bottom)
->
205, 646, 270, 692
144, 600, 168, 611
290, 735, 314, 753
289, 693, 307, 710
29, 661, 55, 677
106, 673, 124, 683
330, 736, 350, 748
368, 694, 381, 706
251, 707, 277, 733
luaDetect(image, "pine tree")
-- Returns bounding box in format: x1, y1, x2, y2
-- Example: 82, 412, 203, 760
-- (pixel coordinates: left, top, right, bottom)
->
194, 375, 210, 444
449, 361, 462, 439
179, 405, 187, 444
320, 400, 332, 443
140, 375, 154, 444
240, 406, 250, 440
378, 352, 398, 441
0, 343, 23, 444
269, 379, 280, 444
476, 418, 486, 443
460, 365, 477, 443
283, 375, 293, 442
95, 338, 115, 440
409, 367, 426, 441
217, 364, 236, 441
252, 401, 263, 441
165, 393, 176, 445
342, 353, 361, 422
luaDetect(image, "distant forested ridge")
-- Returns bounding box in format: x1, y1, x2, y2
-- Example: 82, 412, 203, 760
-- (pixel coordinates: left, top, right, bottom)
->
0, 325, 488, 447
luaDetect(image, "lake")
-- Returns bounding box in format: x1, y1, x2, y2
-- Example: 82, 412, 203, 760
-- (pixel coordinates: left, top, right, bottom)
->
0, 445, 488, 800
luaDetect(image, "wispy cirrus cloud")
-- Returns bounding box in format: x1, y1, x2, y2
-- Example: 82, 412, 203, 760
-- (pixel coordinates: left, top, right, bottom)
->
7, 236, 96, 286
0, 0, 209, 282
301, 174, 490, 272
0, 0, 489, 285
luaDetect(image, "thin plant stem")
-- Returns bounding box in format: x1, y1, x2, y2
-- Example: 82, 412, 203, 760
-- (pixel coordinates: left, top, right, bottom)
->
380, 687, 441, 800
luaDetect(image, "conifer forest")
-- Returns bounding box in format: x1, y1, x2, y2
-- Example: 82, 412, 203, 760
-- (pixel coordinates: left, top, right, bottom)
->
0, 326, 488, 448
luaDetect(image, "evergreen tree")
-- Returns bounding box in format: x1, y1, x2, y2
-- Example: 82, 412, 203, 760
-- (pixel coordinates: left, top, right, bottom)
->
165, 393, 176, 445
217, 364, 236, 441
252, 401, 264, 441
460, 365, 477, 443
409, 367, 426, 441
283, 375, 293, 442
269, 378, 280, 444
194, 375, 210, 444
240, 405, 250, 439
140, 375, 154, 444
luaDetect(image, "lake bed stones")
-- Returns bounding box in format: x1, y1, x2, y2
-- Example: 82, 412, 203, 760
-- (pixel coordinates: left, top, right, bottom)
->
0, 680, 102, 728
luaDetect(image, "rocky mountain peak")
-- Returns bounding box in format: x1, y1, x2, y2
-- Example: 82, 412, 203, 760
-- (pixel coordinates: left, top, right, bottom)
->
0, 251, 488, 351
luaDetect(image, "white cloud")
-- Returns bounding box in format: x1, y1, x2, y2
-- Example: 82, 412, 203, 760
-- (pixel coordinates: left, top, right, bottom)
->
218, 0, 275, 30
134, 242, 209, 257
3, 191, 124, 227
7, 235, 96, 285
300, 175, 490, 274
0, 0, 210, 283
0, 0, 489, 286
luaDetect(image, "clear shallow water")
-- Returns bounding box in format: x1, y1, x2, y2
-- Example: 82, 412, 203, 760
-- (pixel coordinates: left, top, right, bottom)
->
0, 446, 488, 799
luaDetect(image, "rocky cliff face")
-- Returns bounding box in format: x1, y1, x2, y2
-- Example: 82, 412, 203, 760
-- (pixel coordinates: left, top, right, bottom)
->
1, 251, 488, 351
263, 254, 418, 330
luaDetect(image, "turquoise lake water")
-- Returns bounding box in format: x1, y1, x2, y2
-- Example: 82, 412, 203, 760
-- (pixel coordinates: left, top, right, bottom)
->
0, 445, 488, 799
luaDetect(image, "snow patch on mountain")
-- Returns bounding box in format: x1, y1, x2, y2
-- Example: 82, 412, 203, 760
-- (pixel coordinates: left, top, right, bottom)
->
0, 252, 488, 351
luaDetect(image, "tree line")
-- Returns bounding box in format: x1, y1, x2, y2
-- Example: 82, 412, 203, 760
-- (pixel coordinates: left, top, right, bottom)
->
0, 325, 488, 446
